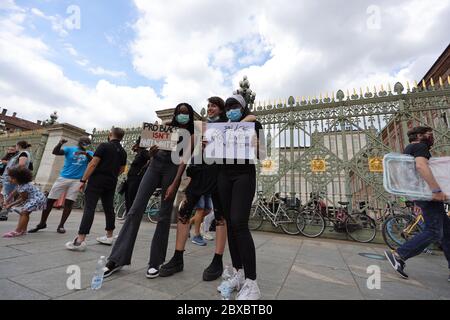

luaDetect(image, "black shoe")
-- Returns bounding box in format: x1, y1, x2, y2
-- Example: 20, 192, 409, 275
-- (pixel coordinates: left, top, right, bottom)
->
385, 250, 408, 279
104, 261, 122, 278
203, 262, 223, 281
0, 215, 7, 221
159, 259, 183, 277
28, 223, 47, 233
146, 266, 160, 279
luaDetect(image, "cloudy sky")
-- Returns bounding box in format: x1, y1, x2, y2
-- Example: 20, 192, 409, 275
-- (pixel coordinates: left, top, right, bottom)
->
0, 0, 449, 131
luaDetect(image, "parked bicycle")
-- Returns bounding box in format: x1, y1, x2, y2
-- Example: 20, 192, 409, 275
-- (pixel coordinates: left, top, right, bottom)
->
296, 192, 327, 238
114, 188, 161, 223
249, 192, 303, 235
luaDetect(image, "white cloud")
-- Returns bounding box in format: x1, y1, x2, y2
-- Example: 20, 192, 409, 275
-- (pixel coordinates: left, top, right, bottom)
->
0, 6, 162, 131
88, 67, 127, 78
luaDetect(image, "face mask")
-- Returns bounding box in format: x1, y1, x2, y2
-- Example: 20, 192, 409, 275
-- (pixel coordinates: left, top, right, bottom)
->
226, 109, 242, 122
176, 114, 190, 125
207, 116, 220, 123
421, 135, 434, 147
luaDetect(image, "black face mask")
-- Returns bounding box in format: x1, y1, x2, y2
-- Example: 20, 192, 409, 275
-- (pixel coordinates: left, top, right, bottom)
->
420, 135, 434, 148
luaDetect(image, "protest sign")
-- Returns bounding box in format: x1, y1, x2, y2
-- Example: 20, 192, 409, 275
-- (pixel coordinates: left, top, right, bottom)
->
140, 122, 178, 151
203, 122, 256, 160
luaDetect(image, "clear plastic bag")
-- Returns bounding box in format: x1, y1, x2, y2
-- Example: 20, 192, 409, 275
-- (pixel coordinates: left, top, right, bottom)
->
383, 153, 450, 200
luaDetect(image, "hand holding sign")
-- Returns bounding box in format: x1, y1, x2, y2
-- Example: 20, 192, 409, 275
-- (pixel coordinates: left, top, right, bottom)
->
140, 123, 178, 151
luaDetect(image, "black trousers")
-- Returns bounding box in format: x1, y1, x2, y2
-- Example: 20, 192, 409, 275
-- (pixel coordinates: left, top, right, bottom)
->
217, 166, 256, 280
124, 175, 143, 213
108, 152, 178, 267
78, 180, 116, 235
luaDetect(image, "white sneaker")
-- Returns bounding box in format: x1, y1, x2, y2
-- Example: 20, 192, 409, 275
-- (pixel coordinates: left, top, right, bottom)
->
65, 237, 87, 251
217, 268, 245, 292
203, 231, 215, 241
236, 278, 261, 300
96, 235, 114, 245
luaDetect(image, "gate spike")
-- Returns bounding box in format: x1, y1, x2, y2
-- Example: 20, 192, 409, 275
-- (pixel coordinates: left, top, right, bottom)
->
414, 80, 418, 88
373, 85, 377, 94
388, 83, 392, 92
430, 77, 435, 87
360, 87, 363, 96
447, 75, 450, 85
346, 89, 350, 98
406, 81, 410, 91
422, 79, 427, 90
439, 77, 443, 87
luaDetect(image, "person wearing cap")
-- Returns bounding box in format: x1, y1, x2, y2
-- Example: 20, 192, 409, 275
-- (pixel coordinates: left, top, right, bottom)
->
119, 137, 158, 220
28, 136, 94, 234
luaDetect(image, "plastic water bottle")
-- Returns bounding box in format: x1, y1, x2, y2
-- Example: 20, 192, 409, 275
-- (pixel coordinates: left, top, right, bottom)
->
220, 281, 233, 300
91, 256, 107, 290
222, 265, 234, 280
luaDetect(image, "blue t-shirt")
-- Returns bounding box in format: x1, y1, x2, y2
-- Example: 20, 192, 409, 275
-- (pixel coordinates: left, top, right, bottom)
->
60, 146, 94, 179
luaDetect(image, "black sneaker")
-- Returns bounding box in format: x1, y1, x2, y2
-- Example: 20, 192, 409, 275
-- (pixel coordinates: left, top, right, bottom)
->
103, 261, 122, 278
146, 266, 160, 279
0, 215, 7, 221
203, 262, 223, 281
385, 250, 408, 279
159, 259, 183, 277
28, 223, 47, 233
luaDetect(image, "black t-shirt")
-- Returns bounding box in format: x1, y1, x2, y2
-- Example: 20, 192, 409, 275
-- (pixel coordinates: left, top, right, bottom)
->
90, 140, 127, 185
403, 142, 431, 159
127, 149, 150, 177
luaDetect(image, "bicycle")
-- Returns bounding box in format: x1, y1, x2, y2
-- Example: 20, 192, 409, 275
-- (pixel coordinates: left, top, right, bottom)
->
325, 201, 377, 243
382, 199, 429, 250
114, 188, 161, 223
249, 192, 303, 235
296, 193, 327, 238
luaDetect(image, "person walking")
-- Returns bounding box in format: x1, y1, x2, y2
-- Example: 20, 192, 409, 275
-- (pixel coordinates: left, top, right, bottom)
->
0, 146, 18, 208
385, 126, 450, 280
28, 137, 93, 234
65, 128, 127, 251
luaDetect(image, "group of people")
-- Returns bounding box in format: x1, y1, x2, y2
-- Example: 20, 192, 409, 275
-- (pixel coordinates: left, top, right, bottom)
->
1, 94, 264, 300
1, 95, 449, 299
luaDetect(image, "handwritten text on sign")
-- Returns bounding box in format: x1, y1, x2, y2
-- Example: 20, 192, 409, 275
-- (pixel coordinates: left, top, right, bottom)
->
204, 122, 256, 160
140, 123, 178, 151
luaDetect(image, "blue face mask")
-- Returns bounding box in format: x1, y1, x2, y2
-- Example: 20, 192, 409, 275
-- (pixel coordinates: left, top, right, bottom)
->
226, 109, 242, 122
176, 114, 190, 125
207, 116, 220, 123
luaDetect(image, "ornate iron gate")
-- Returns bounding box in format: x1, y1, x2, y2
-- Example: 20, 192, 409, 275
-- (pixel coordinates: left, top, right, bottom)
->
253, 80, 450, 216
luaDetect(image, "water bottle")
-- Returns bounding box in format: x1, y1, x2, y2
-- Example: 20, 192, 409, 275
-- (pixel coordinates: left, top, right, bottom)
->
91, 256, 107, 290
220, 281, 233, 300
222, 265, 234, 281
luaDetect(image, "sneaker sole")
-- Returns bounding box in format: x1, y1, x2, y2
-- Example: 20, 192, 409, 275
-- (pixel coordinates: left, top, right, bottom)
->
159, 265, 184, 277
97, 240, 113, 246
192, 241, 207, 246
104, 267, 122, 278
384, 251, 408, 279
146, 272, 159, 279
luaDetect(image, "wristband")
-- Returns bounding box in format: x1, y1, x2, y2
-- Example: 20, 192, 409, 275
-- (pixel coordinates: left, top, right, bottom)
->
80, 179, 87, 183
432, 189, 442, 194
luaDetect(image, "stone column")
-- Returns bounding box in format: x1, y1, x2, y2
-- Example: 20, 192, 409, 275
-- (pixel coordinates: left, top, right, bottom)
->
34, 123, 89, 191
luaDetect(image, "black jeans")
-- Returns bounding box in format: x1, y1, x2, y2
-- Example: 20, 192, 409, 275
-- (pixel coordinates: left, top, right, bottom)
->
397, 201, 450, 267
108, 151, 178, 267
124, 175, 144, 214
78, 180, 116, 235
217, 166, 256, 280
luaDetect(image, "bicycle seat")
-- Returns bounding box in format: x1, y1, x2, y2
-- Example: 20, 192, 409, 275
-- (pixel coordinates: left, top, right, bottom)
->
338, 201, 349, 206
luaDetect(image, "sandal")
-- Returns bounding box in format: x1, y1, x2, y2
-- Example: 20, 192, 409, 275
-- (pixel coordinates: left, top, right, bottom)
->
3, 230, 26, 238
57, 227, 66, 234
28, 224, 47, 233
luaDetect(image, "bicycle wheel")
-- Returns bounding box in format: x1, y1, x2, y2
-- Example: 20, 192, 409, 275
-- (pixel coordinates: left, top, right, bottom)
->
146, 200, 160, 224
115, 200, 127, 220
382, 214, 422, 249
279, 208, 301, 235
345, 213, 377, 243
298, 208, 326, 238
249, 204, 264, 231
